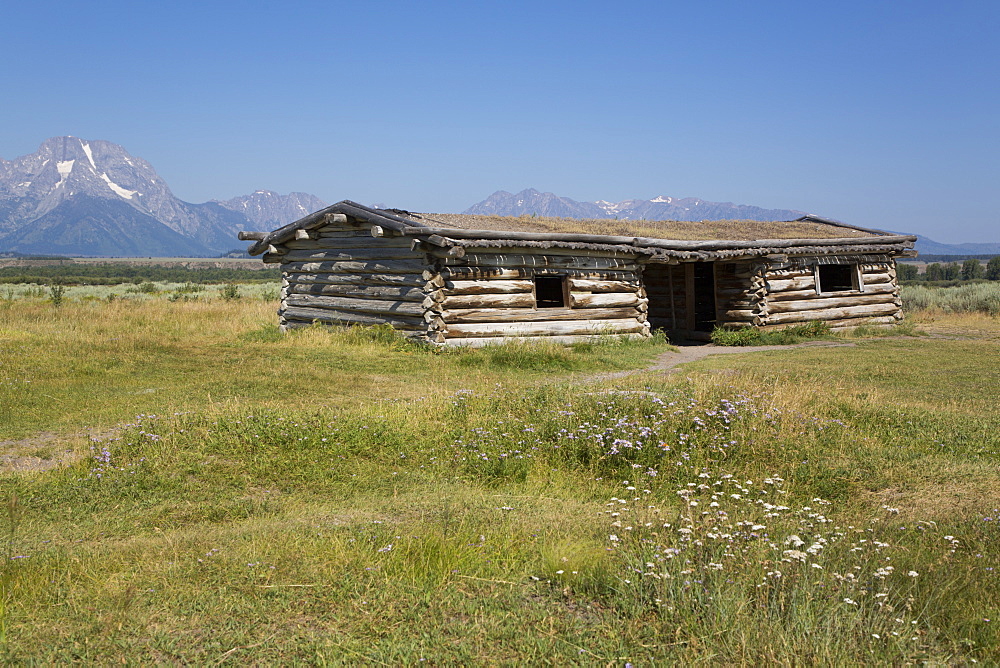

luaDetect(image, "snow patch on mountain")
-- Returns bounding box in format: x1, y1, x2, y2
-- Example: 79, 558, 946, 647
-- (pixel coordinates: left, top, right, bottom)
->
101, 172, 137, 199
81, 142, 97, 169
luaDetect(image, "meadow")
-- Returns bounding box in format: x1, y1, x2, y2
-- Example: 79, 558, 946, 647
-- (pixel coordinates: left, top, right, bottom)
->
0, 286, 997, 664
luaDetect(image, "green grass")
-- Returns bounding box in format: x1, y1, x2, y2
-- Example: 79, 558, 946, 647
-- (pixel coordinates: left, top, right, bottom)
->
0, 301, 997, 663
711, 320, 834, 345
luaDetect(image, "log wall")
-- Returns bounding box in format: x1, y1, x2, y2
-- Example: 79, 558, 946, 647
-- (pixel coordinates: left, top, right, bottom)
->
713, 261, 765, 327
272, 220, 904, 341
275, 217, 434, 336
758, 259, 903, 330
642, 263, 687, 331
425, 248, 649, 345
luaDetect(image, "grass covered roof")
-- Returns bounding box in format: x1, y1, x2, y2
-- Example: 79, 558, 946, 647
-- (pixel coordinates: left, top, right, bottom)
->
408, 213, 881, 241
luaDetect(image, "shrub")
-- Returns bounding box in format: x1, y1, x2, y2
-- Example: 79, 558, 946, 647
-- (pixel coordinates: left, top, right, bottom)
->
48, 284, 65, 307
126, 282, 158, 295
901, 283, 1000, 316
219, 283, 241, 301
711, 321, 831, 346
711, 326, 762, 346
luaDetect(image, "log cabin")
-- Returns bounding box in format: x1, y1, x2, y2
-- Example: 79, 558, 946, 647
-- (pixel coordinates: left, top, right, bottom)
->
241, 200, 917, 345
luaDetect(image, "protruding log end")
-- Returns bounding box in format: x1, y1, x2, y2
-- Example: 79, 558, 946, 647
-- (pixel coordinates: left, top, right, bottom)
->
238, 231, 266, 241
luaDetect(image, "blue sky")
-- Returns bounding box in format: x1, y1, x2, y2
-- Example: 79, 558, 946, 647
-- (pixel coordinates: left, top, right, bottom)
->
2, 0, 997, 242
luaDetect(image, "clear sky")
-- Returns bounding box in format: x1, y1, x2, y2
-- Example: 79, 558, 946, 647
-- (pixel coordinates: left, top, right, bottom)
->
2, 0, 997, 242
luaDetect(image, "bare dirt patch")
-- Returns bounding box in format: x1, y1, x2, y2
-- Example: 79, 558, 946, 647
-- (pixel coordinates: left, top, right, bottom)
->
0, 431, 85, 473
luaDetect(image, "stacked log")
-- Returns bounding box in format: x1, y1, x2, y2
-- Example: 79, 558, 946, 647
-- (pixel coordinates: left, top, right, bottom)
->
758, 260, 903, 330
713, 261, 765, 327
270, 216, 906, 341
277, 216, 433, 334
642, 263, 685, 331
423, 248, 649, 345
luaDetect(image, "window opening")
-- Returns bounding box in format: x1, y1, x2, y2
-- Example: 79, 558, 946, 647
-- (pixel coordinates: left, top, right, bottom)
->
534, 276, 565, 308
816, 264, 856, 293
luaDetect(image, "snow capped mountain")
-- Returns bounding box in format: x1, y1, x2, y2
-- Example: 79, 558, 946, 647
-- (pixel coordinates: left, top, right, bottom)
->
465, 188, 808, 223
215, 190, 327, 229
0, 137, 327, 256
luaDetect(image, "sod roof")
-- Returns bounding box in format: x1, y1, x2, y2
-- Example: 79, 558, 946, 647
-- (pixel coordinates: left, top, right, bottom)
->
406, 213, 881, 241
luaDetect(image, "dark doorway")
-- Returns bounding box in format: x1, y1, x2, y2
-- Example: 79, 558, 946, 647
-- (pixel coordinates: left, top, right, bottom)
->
692, 262, 717, 332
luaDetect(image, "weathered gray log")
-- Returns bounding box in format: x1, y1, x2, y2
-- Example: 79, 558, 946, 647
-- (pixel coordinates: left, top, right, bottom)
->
287, 273, 426, 287
441, 255, 639, 271
427, 246, 467, 259
238, 231, 267, 241
860, 272, 894, 285
429, 267, 639, 281
428, 293, 536, 310
766, 267, 813, 277
282, 260, 428, 274
319, 230, 385, 239
716, 277, 756, 289
320, 213, 350, 226
443, 318, 647, 339
285, 294, 425, 316
443, 279, 535, 295
767, 293, 898, 314
439, 333, 649, 347
568, 292, 641, 309
766, 303, 900, 325
717, 298, 756, 309
566, 278, 639, 293
283, 237, 414, 250
718, 308, 758, 321
766, 277, 816, 292
282, 307, 425, 329
768, 283, 897, 301
423, 273, 446, 289
279, 248, 421, 262
424, 234, 452, 247
436, 306, 642, 324
287, 283, 427, 301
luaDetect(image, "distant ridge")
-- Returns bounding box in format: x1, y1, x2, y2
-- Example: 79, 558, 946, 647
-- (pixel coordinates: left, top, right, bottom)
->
464, 188, 808, 222
906, 234, 1000, 256
465, 189, 998, 255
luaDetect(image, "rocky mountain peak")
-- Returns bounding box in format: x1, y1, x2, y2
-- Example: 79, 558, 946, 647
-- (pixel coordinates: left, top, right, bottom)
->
214, 190, 328, 228
0, 137, 328, 256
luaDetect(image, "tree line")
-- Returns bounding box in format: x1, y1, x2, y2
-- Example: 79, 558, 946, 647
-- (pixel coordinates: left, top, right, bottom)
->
0, 263, 280, 285
897, 257, 1000, 283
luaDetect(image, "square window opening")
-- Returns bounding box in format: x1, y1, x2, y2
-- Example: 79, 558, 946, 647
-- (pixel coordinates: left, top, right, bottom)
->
816, 264, 856, 293
534, 276, 566, 308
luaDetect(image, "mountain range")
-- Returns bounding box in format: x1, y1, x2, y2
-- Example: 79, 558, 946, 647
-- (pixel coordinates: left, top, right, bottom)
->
1, 138, 993, 257
0, 137, 326, 256
463, 189, 999, 256
463, 188, 808, 222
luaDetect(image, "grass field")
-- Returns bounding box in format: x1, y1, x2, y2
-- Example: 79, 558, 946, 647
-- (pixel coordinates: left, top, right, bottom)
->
0, 296, 997, 663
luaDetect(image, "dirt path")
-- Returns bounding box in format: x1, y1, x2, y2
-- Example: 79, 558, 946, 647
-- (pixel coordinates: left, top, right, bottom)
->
587, 340, 857, 382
